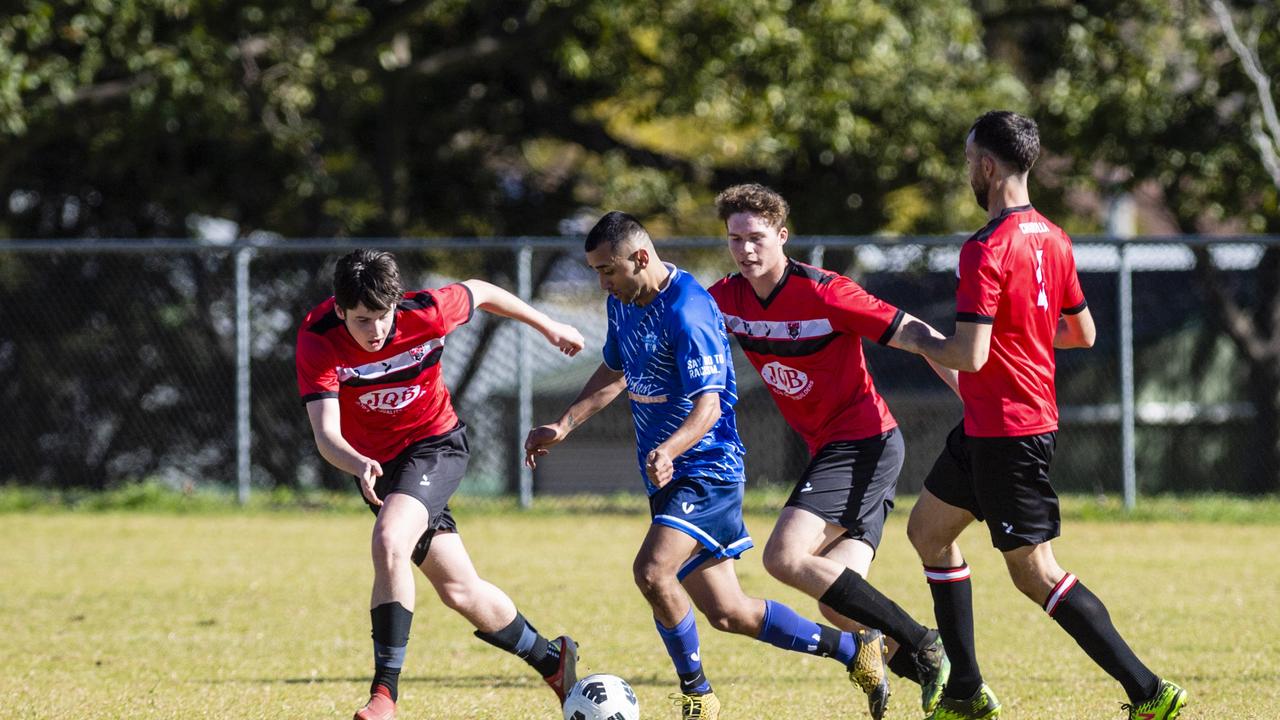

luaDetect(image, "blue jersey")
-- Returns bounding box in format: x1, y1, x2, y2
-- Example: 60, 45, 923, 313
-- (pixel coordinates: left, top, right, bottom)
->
603, 264, 746, 494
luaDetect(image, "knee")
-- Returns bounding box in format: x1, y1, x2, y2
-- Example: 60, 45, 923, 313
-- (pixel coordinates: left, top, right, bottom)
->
905, 515, 938, 558
371, 526, 413, 568
1007, 564, 1058, 604
761, 541, 803, 585
435, 580, 474, 612
632, 560, 673, 600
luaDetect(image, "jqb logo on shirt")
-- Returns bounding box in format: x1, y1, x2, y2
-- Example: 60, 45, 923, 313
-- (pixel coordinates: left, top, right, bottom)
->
761, 361, 813, 398
357, 385, 422, 413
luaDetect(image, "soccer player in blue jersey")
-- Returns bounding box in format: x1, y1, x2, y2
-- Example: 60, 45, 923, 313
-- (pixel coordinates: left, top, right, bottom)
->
524, 211, 889, 720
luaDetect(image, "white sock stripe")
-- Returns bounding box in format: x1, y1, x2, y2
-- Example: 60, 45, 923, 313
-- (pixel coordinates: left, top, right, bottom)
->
1044, 573, 1078, 615
923, 565, 971, 583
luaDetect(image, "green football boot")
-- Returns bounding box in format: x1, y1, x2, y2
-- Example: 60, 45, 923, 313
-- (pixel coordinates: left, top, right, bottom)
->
913, 630, 951, 713
1122, 680, 1187, 720
926, 683, 1001, 720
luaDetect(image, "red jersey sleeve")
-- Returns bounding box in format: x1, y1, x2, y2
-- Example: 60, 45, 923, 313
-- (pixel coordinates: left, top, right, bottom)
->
824, 276, 905, 345
296, 330, 339, 403
706, 277, 735, 316
956, 239, 1002, 324
428, 283, 475, 335
1059, 241, 1087, 315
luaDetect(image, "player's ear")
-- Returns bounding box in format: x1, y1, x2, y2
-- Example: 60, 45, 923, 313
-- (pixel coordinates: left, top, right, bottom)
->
334, 305, 347, 320
778, 226, 789, 245
631, 246, 650, 269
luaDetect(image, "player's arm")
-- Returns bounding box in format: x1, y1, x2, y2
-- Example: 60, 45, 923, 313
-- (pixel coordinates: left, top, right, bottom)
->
1055, 306, 1096, 349
461, 279, 585, 356
645, 390, 721, 488
304, 398, 384, 507
895, 319, 993, 373
523, 361, 627, 468
886, 313, 961, 396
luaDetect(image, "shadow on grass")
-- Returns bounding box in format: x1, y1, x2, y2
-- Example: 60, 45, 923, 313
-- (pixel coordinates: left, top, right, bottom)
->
207, 673, 677, 688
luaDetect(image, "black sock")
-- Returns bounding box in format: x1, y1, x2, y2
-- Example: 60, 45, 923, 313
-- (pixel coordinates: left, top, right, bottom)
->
924, 564, 982, 700
819, 567, 931, 650
887, 643, 922, 683
474, 611, 562, 678
370, 602, 413, 701
1046, 574, 1160, 704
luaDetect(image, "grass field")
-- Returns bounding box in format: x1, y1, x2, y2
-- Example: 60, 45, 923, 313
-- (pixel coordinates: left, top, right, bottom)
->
2, 501, 1276, 719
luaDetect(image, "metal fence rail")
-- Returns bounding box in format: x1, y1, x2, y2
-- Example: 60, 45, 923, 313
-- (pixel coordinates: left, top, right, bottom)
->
1, 234, 1274, 507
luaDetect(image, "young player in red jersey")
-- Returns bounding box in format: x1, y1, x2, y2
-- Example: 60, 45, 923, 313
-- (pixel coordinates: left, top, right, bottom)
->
897, 111, 1187, 720
707, 184, 959, 718
296, 250, 586, 720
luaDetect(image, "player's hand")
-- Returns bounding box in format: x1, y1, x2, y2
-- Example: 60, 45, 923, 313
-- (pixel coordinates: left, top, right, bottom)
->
544, 322, 585, 357
523, 423, 566, 469
357, 459, 383, 507
645, 448, 674, 487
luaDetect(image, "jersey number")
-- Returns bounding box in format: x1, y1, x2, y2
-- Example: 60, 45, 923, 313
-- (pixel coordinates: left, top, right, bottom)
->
1034, 250, 1049, 310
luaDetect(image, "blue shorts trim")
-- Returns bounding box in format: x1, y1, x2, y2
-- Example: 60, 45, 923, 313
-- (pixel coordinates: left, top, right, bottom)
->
650, 477, 754, 580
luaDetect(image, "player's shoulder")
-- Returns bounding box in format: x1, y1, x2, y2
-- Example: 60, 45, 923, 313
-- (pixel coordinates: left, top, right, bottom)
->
667, 267, 721, 318
788, 259, 838, 287
300, 297, 342, 337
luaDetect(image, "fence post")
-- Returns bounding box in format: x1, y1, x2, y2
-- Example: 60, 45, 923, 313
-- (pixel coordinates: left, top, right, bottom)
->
808, 244, 826, 268
516, 243, 534, 509
235, 246, 253, 505
1118, 242, 1137, 510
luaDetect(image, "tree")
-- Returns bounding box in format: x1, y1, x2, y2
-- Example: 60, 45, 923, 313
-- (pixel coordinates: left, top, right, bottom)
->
976, 0, 1280, 491
0, 0, 1024, 488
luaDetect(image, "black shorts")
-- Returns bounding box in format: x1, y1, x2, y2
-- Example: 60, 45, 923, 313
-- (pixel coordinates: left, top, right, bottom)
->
785, 428, 905, 551
923, 422, 1060, 552
356, 423, 468, 564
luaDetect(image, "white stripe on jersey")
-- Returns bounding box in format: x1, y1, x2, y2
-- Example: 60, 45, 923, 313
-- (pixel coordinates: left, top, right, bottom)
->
722, 314, 833, 340
336, 337, 444, 383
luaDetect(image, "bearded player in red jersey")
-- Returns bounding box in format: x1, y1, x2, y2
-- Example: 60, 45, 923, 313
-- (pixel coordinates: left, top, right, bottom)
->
296, 250, 586, 720
897, 111, 1187, 720
708, 184, 959, 719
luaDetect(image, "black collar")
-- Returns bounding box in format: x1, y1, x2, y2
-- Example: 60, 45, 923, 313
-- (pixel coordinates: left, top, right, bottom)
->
753, 259, 796, 309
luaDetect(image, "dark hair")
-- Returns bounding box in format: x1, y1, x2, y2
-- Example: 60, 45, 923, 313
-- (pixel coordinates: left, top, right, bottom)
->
715, 183, 789, 229
584, 210, 650, 253
333, 249, 403, 310
970, 110, 1040, 173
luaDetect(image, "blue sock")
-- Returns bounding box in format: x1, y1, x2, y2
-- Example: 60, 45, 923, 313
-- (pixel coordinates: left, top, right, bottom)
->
656, 608, 711, 694
757, 599, 857, 666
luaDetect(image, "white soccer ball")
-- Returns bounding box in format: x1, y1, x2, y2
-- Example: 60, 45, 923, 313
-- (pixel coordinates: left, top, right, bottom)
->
562, 673, 640, 720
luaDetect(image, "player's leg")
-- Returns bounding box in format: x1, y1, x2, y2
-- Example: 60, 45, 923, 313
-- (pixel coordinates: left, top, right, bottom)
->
363, 491, 433, 717
818, 534, 950, 713
683, 556, 891, 717
416, 524, 577, 704
979, 425, 1181, 715
357, 426, 466, 719
763, 431, 945, 709
633, 522, 712, 697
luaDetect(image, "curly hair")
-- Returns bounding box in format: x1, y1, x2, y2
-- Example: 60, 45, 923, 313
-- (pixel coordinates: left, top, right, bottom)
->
715, 183, 789, 229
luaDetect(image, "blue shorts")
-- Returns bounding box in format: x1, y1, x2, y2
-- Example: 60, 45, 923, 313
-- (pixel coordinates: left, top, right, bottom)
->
649, 476, 754, 581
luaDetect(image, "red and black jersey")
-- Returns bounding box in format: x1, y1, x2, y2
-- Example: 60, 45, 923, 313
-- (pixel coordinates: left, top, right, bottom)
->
955, 205, 1087, 437
295, 284, 474, 463
708, 260, 903, 456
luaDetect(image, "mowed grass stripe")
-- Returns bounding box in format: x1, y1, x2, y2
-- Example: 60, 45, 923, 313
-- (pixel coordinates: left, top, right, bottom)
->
0, 511, 1274, 719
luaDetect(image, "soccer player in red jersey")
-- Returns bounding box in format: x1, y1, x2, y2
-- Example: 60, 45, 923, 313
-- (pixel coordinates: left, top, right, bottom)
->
707, 184, 959, 718
296, 250, 586, 720
897, 111, 1187, 720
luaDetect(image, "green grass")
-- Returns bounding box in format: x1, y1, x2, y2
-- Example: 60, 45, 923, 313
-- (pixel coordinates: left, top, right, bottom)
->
1, 502, 1275, 719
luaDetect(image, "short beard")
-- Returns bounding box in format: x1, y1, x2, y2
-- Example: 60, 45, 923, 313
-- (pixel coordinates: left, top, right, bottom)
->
971, 179, 989, 211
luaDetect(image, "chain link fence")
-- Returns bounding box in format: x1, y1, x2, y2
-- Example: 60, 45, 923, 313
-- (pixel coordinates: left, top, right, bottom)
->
0, 236, 1274, 503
